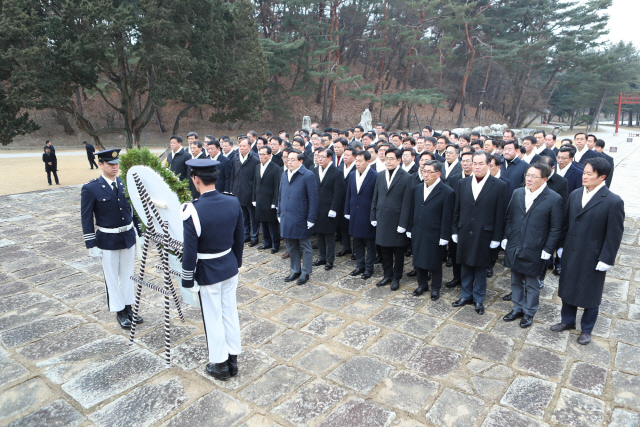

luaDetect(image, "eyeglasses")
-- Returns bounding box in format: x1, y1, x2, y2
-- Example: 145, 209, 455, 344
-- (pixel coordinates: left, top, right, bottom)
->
524, 174, 541, 179
423, 170, 438, 175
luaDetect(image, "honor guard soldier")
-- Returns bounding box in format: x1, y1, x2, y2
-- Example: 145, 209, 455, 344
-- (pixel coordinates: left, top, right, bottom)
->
80, 149, 143, 329
180, 158, 245, 380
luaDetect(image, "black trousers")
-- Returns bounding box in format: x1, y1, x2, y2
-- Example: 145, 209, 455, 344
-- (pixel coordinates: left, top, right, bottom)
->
317, 232, 336, 263
340, 225, 351, 251
449, 241, 461, 280
46, 170, 59, 185
381, 246, 405, 280
88, 154, 98, 169
416, 266, 442, 291
561, 301, 599, 334
354, 237, 376, 273
261, 221, 280, 250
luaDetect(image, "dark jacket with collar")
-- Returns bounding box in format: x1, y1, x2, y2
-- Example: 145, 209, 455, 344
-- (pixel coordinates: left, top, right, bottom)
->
345, 168, 378, 239
253, 160, 282, 223
546, 172, 569, 205
501, 156, 529, 197
277, 165, 319, 239
272, 151, 284, 168
231, 151, 260, 207
43, 152, 57, 172
313, 163, 345, 234
167, 147, 192, 181
370, 167, 414, 247
337, 162, 356, 229
576, 147, 599, 165
210, 153, 231, 194
562, 162, 584, 196
402, 162, 419, 175
599, 151, 615, 187
443, 161, 463, 189
187, 151, 209, 198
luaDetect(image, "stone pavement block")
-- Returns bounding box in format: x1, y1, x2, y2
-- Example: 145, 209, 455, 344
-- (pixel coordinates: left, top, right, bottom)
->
427, 388, 484, 427
0, 282, 29, 298
314, 292, 356, 310
611, 319, 640, 346
0, 358, 29, 387
241, 266, 271, 283
333, 322, 380, 350
471, 377, 506, 401
75, 294, 109, 314
90, 378, 189, 427
367, 332, 420, 363
615, 342, 640, 374
34, 273, 88, 293
608, 265, 632, 280
568, 362, 607, 396
432, 324, 475, 351
241, 319, 285, 346
271, 380, 346, 426
318, 399, 396, 427
399, 313, 440, 338
170, 335, 208, 371
0, 315, 84, 348
609, 408, 640, 427
214, 347, 275, 391
629, 304, 640, 321
263, 329, 314, 361
245, 294, 291, 316
311, 268, 348, 286
238, 414, 283, 427
534, 301, 561, 325
239, 365, 310, 406
420, 298, 456, 319
0, 292, 51, 315
406, 345, 461, 378
327, 356, 392, 394
6, 399, 85, 427
480, 405, 549, 427
599, 298, 628, 318
513, 346, 567, 381
370, 306, 413, 329
17, 323, 108, 362
603, 279, 630, 301
553, 388, 605, 427
0, 378, 53, 421
566, 338, 611, 366
27, 267, 77, 286
467, 359, 493, 374
237, 286, 262, 305
294, 344, 344, 375
61, 348, 165, 409
620, 255, 640, 268
271, 303, 315, 328
468, 332, 514, 363
336, 276, 371, 292
525, 323, 570, 352
53, 281, 104, 304
376, 370, 438, 414
500, 376, 557, 418
284, 283, 327, 301
490, 320, 529, 342
301, 313, 345, 338
388, 289, 427, 309
340, 297, 383, 318
452, 305, 496, 330
238, 310, 256, 329
138, 324, 198, 353
0, 300, 69, 336
165, 389, 250, 427
255, 275, 294, 292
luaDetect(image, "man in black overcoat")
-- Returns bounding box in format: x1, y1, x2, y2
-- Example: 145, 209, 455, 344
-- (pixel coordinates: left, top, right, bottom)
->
313, 148, 345, 269
555, 146, 584, 197
336, 147, 357, 257
407, 160, 454, 300
502, 163, 563, 328
370, 148, 414, 291
83, 141, 98, 169
231, 137, 260, 245
443, 145, 461, 187
451, 151, 507, 315
43, 147, 60, 185
253, 146, 282, 253
553, 158, 625, 345
206, 140, 231, 193
167, 135, 192, 181
594, 139, 614, 187
501, 140, 529, 197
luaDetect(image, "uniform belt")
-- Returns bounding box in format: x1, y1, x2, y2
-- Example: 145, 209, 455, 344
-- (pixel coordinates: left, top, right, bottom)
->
97, 222, 133, 233
197, 248, 231, 259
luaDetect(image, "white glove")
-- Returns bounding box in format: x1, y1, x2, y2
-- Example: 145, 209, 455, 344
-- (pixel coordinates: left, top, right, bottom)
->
344, 215, 351, 220
595, 261, 611, 271
252, 201, 256, 206
439, 239, 448, 246
406, 232, 412, 238
490, 241, 500, 249
135, 234, 142, 260
277, 217, 281, 223
89, 247, 103, 257
328, 210, 336, 218
271, 204, 276, 209
501, 239, 507, 250
452, 234, 458, 243
184, 282, 200, 293
397, 227, 406, 234
541, 250, 551, 260
371, 221, 377, 227
557, 248, 563, 258
307, 222, 314, 229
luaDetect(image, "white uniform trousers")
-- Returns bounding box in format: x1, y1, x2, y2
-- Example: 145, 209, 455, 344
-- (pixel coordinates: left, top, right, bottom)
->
199, 274, 242, 363
101, 245, 135, 312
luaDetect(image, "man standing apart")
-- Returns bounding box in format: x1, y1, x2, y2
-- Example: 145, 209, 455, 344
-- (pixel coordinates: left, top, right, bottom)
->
502, 163, 563, 328
278, 150, 319, 285
84, 141, 98, 169
253, 146, 282, 254
231, 137, 260, 246
181, 159, 244, 380
552, 158, 624, 345
43, 147, 60, 186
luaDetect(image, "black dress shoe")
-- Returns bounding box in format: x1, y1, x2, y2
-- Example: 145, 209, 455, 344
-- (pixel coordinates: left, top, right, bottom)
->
520, 315, 533, 328
312, 258, 327, 266
502, 292, 512, 301
227, 354, 238, 376
324, 263, 333, 270
452, 298, 473, 307
553, 266, 561, 276
244, 236, 251, 243
407, 268, 417, 277
248, 240, 259, 247
550, 322, 575, 332
446, 258, 453, 267
116, 309, 132, 329
503, 310, 524, 322
362, 272, 372, 280
376, 277, 392, 287
375, 255, 383, 264
413, 286, 428, 296
446, 279, 461, 288
271, 248, 279, 254
390, 279, 400, 291
337, 249, 352, 257
486, 268, 494, 278
351, 254, 356, 261
206, 362, 230, 380
125, 305, 143, 324
475, 302, 485, 315
350, 267, 365, 276
577, 332, 591, 345
284, 272, 301, 282
431, 290, 440, 301
257, 245, 270, 250
297, 274, 309, 285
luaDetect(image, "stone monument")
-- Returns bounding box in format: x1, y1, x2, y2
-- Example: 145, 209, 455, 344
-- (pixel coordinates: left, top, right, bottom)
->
360, 109, 372, 131
302, 116, 311, 133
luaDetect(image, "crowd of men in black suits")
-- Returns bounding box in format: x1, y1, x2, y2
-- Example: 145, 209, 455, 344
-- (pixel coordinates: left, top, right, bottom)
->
165, 124, 624, 345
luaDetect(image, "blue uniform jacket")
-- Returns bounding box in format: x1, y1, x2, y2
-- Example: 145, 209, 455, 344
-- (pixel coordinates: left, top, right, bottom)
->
344, 168, 378, 239
277, 166, 319, 239
181, 191, 244, 288
81, 176, 138, 250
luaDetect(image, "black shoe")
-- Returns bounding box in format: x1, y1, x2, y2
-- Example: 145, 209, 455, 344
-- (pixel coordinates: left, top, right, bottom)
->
257, 245, 270, 250
486, 268, 494, 278
284, 272, 301, 282
271, 248, 279, 254
125, 305, 143, 324
446, 258, 453, 267
577, 332, 591, 345
244, 236, 251, 243
312, 258, 327, 266
390, 279, 400, 291
376, 277, 392, 287
337, 249, 352, 257
520, 315, 533, 328
116, 309, 132, 329
351, 254, 356, 261
550, 322, 575, 332
553, 266, 561, 276
452, 298, 473, 308
324, 263, 333, 270
475, 302, 485, 315
413, 286, 428, 296
350, 268, 365, 276
503, 310, 523, 322
227, 354, 238, 377
446, 279, 461, 288
431, 289, 440, 301
206, 362, 231, 380
502, 292, 512, 301
362, 272, 372, 280
375, 255, 383, 264
407, 269, 417, 277
312, 244, 318, 249
248, 240, 259, 247
297, 274, 309, 285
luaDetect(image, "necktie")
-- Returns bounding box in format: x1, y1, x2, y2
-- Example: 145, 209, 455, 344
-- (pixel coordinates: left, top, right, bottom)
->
111, 182, 118, 196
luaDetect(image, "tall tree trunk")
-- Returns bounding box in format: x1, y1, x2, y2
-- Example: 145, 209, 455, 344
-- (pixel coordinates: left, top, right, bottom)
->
51, 109, 75, 135
172, 105, 195, 135
587, 86, 609, 133
156, 106, 167, 132
429, 107, 438, 127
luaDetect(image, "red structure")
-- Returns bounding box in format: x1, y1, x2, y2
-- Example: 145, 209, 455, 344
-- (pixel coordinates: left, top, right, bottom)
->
615, 93, 640, 134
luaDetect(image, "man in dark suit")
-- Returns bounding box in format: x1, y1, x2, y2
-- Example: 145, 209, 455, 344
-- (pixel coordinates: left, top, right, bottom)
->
573, 132, 599, 165
452, 151, 507, 315
345, 150, 378, 279
167, 135, 192, 181
502, 163, 563, 328
332, 139, 345, 167
187, 141, 209, 198
43, 147, 60, 185
366, 145, 379, 171
533, 130, 556, 159
253, 146, 282, 254
247, 130, 259, 153
521, 136, 541, 165
370, 148, 414, 291
313, 148, 345, 269
231, 137, 260, 246
555, 146, 584, 195
545, 133, 559, 155
337, 147, 357, 257
401, 148, 419, 175
501, 140, 529, 197
553, 158, 624, 345
221, 138, 237, 162
407, 160, 454, 300
443, 144, 462, 188
206, 140, 231, 194
594, 139, 614, 187
269, 136, 285, 167
537, 156, 568, 204
292, 137, 314, 169
83, 141, 98, 169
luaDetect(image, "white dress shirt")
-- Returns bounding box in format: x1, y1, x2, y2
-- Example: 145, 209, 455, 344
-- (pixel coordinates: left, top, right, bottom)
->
402, 161, 416, 173
522, 151, 537, 164
444, 158, 458, 179
260, 159, 271, 178
238, 152, 249, 164
424, 178, 441, 201
471, 173, 490, 200
318, 163, 332, 182
356, 166, 370, 193
574, 146, 589, 163
287, 166, 302, 182
525, 182, 547, 212
556, 162, 571, 177
386, 167, 399, 188
343, 162, 355, 179
581, 181, 606, 208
